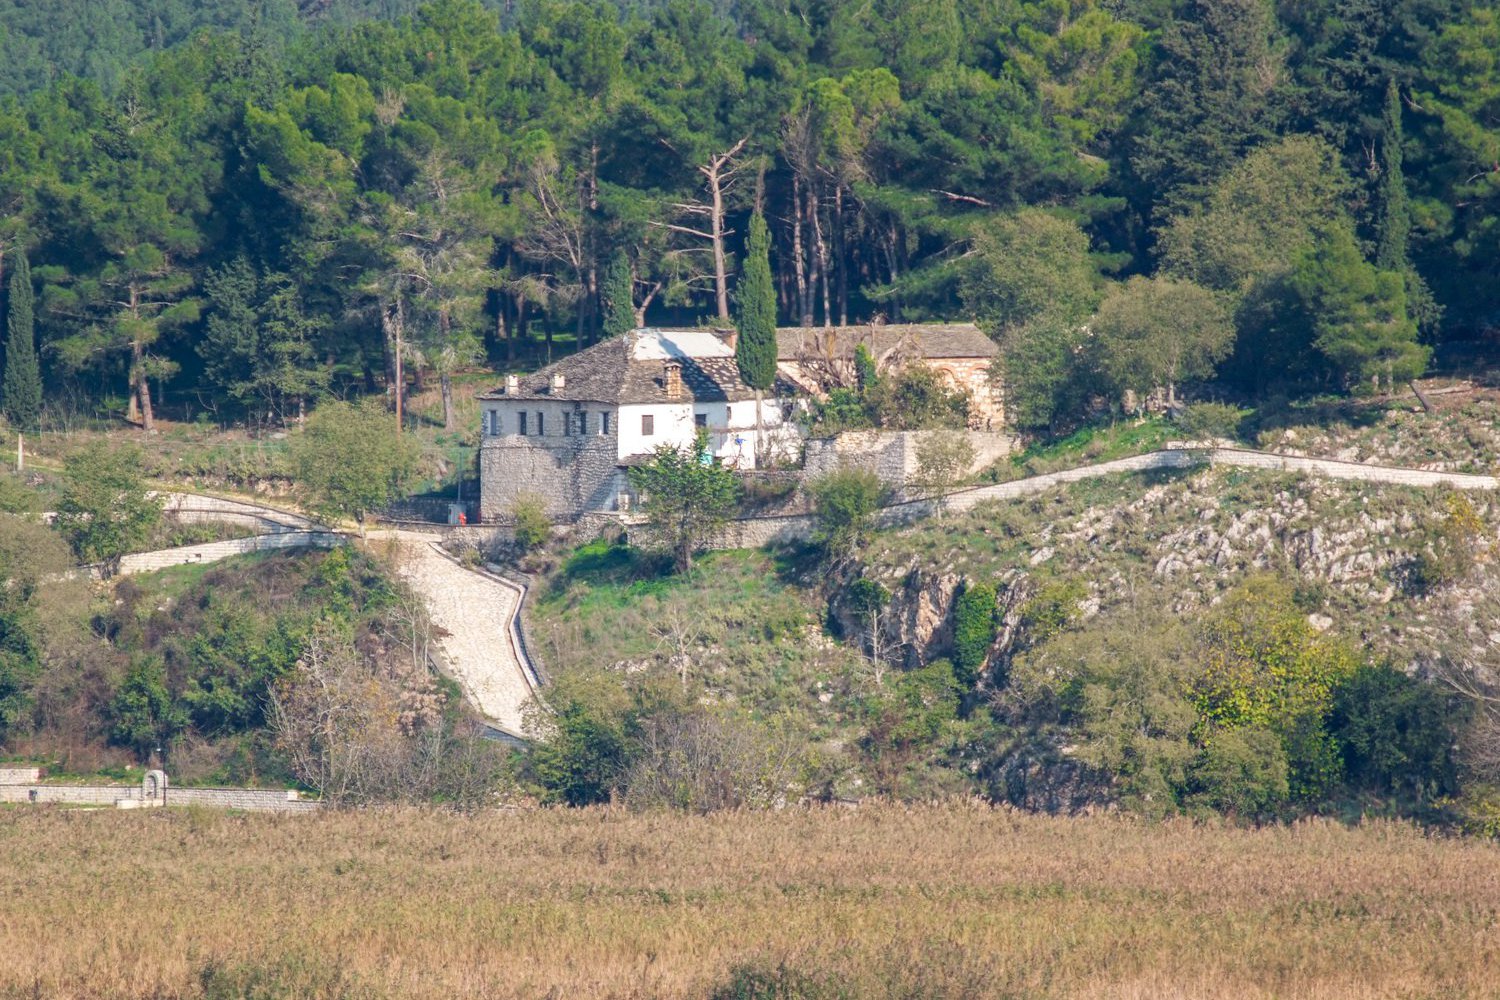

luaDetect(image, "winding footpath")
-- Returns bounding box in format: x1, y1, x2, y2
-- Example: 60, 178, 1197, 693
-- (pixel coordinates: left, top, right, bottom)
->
377, 530, 539, 738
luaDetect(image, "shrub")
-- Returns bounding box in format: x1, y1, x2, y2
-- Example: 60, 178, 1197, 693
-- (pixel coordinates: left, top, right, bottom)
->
1189, 726, 1290, 818
511, 492, 551, 553
866, 364, 971, 430
914, 430, 976, 505
951, 582, 997, 688
1177, 401, 1248, 443
1330, 664, 1461, 801
1019, 579, 1085, 646
809, 467, 887, 564
1409, 492, 1484, 593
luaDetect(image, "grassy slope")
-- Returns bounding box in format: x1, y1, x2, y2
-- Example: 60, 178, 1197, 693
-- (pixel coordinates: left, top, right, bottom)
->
1, 804, 1497, 999
532, 541, 867, 730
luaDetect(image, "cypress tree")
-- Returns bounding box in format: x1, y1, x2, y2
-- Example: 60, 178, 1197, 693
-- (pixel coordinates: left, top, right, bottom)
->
2, 250, 41, 432
602, 251, 637, 338
735, 212, 777, 391
1375, 79, 1410, 272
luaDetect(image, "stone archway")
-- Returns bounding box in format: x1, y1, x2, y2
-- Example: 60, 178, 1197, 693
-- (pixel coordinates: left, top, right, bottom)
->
143, 769, 168, 804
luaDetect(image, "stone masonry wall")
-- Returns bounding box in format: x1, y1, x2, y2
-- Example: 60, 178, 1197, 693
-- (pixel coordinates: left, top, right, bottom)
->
110, 531, 345, 578
480, 435, 622, 523
0, 781, 319, 811
929, 358, 1003, 429
804, 430, 1016, 487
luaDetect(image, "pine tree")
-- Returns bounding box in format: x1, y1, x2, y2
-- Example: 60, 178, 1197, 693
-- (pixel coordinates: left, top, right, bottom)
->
602, 251, 637, 338
1375, 79, 1410, 271
735, 213, 777, 391
2, 250, 41, 432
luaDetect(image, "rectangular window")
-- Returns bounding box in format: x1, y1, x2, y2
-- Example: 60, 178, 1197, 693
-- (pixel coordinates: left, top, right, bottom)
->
641, 414, 654, 436
518, 411, 528, 436
563, 412, 572, 437
577, 412, 588, 436
491, 411, 501, 436
536, 412, 545, 436
694, 412, 708, 429
601, 412, 611, 435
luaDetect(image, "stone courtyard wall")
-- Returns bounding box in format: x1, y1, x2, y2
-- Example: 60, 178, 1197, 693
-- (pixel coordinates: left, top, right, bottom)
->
803, 429, 1016, 487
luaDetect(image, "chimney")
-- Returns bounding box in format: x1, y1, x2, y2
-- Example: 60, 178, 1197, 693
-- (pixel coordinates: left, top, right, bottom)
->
504, 374, 519, 394
550, 372, 566, 394
663, 360, 683, 400
716, 327, 738, 351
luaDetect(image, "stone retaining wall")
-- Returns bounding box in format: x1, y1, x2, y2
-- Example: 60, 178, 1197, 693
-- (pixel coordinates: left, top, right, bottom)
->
687, 448, 1500, 554
160, 493, 318, 531
804, 429, 1017, 486
485, 563, 552, 688
1207, 447, 1500, 489
168, 787, 320, 812
112, 531, 346, 577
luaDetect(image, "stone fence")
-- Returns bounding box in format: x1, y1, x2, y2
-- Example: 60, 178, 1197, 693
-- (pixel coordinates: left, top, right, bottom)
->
0, 768, 319, 812
684, 447, 1500, 552
159, 492, 319, 531
110, 530, 346, 578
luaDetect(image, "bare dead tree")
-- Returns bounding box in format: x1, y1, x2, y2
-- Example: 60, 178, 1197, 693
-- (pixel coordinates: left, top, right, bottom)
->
650, 596, 724, 691
651, 138, 749, 320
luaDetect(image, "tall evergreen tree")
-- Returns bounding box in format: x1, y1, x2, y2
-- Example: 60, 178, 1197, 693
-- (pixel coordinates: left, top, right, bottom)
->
735, 213, 777, 391
602, 251, 636, 338
2, 249, 40, 431
736, 212, 778, 466
1375, 79, 1410, 271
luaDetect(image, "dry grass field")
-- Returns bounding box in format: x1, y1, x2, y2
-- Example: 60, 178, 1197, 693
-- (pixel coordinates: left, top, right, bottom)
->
1, 802, 1498, 999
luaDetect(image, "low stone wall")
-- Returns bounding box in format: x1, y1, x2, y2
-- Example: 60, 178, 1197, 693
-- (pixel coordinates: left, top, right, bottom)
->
0, 768, 42, 784
0, 784, 134, 805
686, 447, 1500, 556
482, 562, 550, 690
169, 787, 320, 812
112, 530, 346, 577
1207, 447, 1500, 489
160, 493, 318, 531
0, 780, 318, 811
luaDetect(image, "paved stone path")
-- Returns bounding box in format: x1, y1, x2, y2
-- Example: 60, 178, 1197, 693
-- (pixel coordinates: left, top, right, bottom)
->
380, 530, 538, 737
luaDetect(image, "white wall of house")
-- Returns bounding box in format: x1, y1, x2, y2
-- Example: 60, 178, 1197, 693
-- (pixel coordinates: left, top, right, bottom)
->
482, 393, 803, 470
618, 402, 695, 459
617, 398, 799, 468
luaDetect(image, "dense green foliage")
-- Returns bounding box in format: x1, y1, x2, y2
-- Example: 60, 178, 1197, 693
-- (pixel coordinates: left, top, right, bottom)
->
0, 0, 1492, 433
808, 467, 886, 564
2, 250, 40, 429
951, 582, 997, 688
627, 435, 740, 573
292, 399, 419, 529
735, 212, 778, 393
53, 442, 163, 575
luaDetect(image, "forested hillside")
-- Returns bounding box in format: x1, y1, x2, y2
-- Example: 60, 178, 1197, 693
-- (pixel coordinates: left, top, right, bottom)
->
0, 0, 1497, 435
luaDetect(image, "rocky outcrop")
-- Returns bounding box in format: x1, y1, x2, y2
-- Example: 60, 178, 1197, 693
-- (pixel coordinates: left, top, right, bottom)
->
846, 468, 1500, 680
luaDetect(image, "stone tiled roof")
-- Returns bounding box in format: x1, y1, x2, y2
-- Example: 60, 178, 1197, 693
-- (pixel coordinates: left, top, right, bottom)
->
477, 333, 797, 405
775, 323, 997, 362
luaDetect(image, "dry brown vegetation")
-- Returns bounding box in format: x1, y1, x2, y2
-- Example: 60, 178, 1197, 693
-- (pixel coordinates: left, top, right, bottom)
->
2, 803, 1499, 999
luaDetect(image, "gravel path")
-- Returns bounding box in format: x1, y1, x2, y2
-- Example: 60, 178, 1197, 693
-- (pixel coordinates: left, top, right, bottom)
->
383, 531, 537, 735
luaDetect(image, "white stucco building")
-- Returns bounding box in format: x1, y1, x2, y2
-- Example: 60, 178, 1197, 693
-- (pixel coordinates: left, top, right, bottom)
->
477, 328, 801, 522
